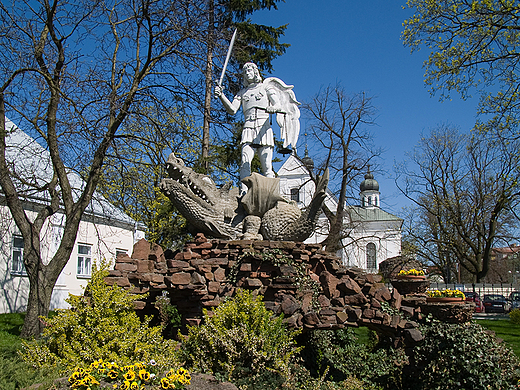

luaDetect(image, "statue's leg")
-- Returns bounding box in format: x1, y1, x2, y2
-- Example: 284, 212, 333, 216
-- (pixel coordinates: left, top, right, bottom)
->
240, 143, 255, 194
259, 145, 275, 178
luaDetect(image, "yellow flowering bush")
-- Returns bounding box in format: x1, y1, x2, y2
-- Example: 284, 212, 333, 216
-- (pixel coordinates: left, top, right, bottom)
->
398, 269, 425, 276
21, 263, 179, 371
427, 289, 465, 299
510, 309, 520, 325
67, 359, 190, 390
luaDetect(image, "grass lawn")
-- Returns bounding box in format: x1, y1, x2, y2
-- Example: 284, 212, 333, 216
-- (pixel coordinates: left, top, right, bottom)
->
0, 313, 24, 349
475, 318, 520, 357
0, 312, 63, 390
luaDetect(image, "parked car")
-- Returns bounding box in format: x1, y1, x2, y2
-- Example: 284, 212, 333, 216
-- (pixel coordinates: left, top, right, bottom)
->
483, 294, 510, 313
465, 291, 484, 313
509, 291, 520, 311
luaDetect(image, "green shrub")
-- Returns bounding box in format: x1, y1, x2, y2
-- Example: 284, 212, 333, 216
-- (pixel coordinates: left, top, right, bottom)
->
280, 363, 366, 390
20, 263, 179, 372
179, 289, 302, 384
298, 328, 405, 390
510, 308, 520, 325
404, 318, 520, 390
155, 292, 182, 338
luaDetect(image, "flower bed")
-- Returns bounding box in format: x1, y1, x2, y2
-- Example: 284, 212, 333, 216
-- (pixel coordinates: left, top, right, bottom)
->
398, 269, 425, 277
67, 359, 191, 390
427, 288, 465, 299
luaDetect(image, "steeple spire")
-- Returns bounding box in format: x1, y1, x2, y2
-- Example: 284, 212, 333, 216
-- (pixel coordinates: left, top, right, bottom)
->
359, 166, 380, 208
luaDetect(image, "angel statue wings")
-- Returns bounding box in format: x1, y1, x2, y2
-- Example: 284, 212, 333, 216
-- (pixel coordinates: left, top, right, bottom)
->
215, 62, 301, 193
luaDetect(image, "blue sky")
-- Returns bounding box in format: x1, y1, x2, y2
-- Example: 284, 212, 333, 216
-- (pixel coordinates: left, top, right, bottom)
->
250, 0, 480, 215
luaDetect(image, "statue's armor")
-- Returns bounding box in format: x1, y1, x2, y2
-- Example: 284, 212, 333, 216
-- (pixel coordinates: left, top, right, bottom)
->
236, 83, 274, 147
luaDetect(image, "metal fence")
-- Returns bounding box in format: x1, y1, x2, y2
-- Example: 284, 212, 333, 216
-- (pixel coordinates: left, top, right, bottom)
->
428, 282, 518, 298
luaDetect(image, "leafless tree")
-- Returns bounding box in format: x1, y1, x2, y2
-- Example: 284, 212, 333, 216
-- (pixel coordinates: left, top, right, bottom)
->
0, 0, 205, 338
396, 125, 520, 282
303, 84, 382, 253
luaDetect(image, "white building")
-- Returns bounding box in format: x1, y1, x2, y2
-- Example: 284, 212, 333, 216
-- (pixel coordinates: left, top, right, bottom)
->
0, 118, 144, 313
278, 152, 402, 273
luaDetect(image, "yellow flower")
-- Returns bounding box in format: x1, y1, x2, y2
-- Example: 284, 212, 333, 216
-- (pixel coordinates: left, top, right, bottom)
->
399, 268, 425, 276
139, 369, 150, 381
427, 288, 465, 299
108, 370, 119, 380
124, 370, 136, 381
130, 381, 139, 390
120, 380, 131, 390
160, 377, 170, 389
68, 371, 81, 383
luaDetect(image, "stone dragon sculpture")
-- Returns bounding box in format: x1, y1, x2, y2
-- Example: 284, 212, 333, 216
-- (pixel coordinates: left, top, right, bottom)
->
159, 152, 329, 242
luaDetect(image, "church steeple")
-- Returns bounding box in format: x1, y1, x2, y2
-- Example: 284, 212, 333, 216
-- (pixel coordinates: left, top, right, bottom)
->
301, 144, 314, 172
359, 166, 380, 208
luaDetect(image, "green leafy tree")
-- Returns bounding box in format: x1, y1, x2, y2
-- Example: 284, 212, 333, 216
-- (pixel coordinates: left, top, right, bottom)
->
402, 0, 520, 133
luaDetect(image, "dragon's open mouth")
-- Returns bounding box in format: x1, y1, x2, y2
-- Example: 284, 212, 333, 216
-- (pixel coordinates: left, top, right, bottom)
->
167, 163, 213, 205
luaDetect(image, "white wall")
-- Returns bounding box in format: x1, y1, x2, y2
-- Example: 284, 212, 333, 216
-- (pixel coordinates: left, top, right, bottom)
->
277, 154, 402, 271
0, 205, 140, 313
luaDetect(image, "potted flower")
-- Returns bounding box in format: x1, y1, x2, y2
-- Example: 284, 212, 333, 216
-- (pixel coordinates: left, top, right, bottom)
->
426, 288, 466, 303
396, 269, 426, 280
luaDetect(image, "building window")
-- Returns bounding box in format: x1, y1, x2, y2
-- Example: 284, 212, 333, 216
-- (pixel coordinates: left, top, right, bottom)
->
77, 244, 92, 277
366, 243, 376, 271
115, 249, 128, 258
290, 187, 300, 202
11, 235, 26, 275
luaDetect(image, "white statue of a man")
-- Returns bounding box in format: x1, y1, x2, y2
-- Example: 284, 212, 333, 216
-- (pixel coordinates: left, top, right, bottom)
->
215, 62, 300, 193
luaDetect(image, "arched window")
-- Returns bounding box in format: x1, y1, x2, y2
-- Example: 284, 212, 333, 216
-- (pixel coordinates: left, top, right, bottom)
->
366, 243, 376, 271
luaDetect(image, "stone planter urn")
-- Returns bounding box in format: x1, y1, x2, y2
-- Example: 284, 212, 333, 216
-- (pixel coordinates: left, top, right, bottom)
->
426, 297, 464, 304
390, 278, 430, 295
421, 301, 474, 323
396, 274, 426, 281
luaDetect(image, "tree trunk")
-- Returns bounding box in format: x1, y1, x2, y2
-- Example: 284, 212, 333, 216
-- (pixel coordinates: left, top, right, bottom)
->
201, 0, 215, 173
20, 252, 55, 338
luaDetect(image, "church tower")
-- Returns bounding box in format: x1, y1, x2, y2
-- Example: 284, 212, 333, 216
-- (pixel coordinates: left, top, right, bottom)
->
360, 168, 380, 208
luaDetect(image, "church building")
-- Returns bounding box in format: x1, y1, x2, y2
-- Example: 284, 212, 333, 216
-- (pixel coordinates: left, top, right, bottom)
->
277, 151, 402, 273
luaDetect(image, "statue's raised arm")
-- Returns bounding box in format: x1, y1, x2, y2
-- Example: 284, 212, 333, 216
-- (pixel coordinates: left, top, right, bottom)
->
263, 77, 301, 151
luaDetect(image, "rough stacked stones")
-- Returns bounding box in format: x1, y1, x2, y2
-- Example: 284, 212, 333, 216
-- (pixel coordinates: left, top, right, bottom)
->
105, 234, 424, 343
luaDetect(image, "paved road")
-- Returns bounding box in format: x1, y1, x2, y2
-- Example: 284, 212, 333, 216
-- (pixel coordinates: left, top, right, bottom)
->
473, 312, 509, 320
